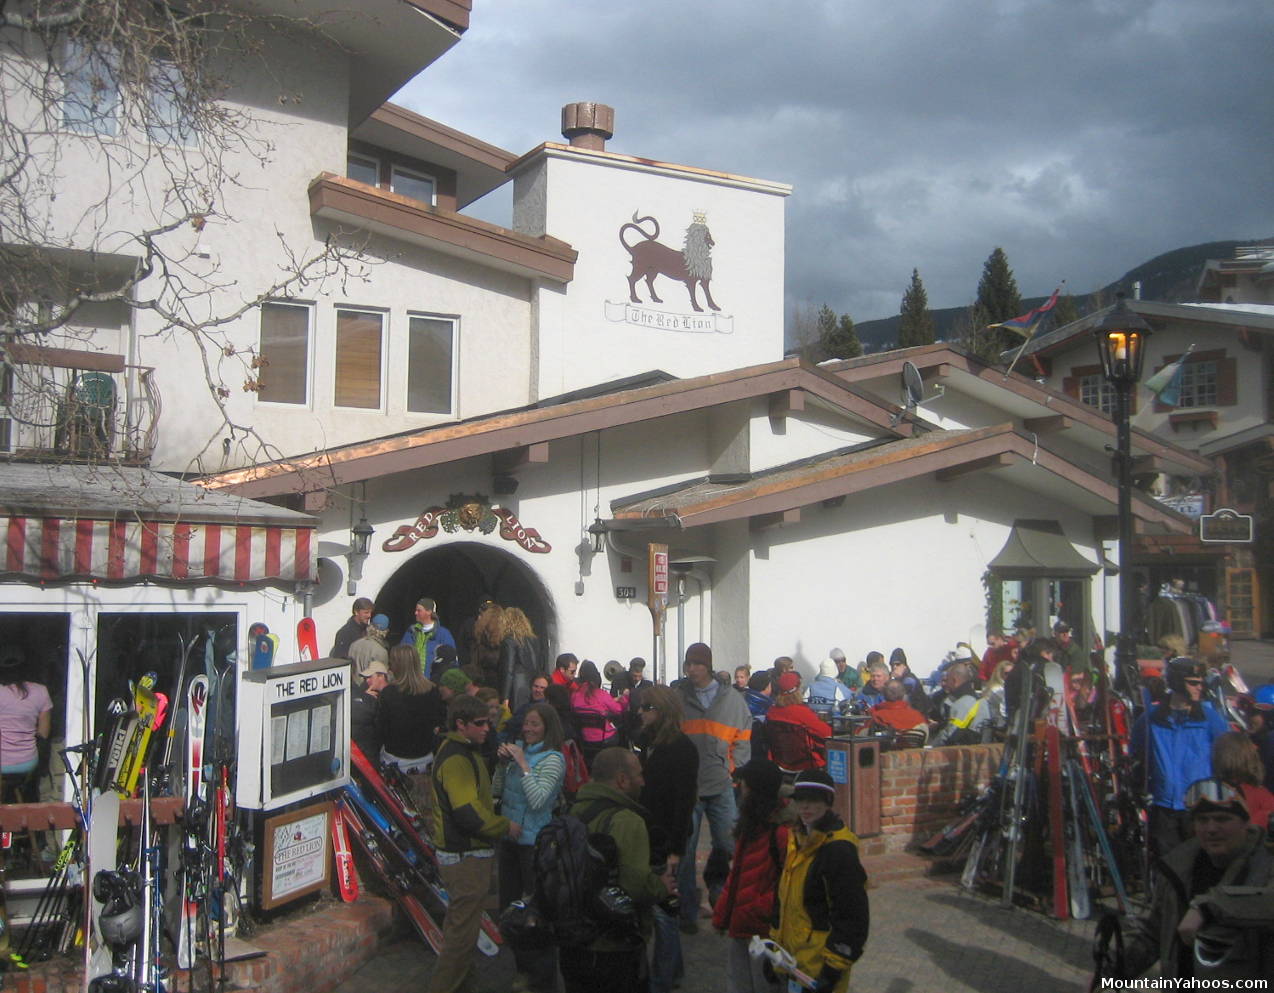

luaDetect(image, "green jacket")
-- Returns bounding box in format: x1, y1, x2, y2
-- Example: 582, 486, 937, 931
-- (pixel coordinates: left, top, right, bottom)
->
570, 781, 667, 947
430, 731, 509, 852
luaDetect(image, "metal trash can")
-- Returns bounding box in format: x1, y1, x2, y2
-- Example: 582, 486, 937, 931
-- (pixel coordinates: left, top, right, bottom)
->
825, 735, 881, 838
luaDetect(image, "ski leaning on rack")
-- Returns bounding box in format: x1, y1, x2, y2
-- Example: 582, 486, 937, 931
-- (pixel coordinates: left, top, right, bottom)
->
334, 797, 444, 954
331, 808, 359, 903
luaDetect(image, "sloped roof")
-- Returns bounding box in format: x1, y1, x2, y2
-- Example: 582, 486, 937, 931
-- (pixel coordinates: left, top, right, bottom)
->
610, 422, 1192, 534
1007, 300, 1274, 361
201, 358, 912, 499
824, 343, 1212, 478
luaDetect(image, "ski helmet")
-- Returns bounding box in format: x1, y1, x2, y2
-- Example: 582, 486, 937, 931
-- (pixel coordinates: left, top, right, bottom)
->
98, 901, 143, 947
1165, 656, 1206, 695
93, 870, 142, 947
1253, 684, 1274, 710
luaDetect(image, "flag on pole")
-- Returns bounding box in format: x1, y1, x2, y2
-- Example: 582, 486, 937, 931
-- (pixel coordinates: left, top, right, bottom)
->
1143, 344, 1195, 407
988, 287, 1062, 340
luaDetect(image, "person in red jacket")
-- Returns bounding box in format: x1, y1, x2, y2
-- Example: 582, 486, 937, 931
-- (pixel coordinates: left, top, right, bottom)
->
766, 672, 833, 770
713, 757, 792, 992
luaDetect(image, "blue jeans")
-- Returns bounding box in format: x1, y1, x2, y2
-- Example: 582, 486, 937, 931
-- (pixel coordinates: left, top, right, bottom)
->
649, 904, 683, 993
676, 789, 737, 924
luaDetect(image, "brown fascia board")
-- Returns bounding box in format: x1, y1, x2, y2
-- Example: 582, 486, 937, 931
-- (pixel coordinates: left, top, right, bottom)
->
830, 343, 1212, 477
369, 104, 515, 174
308, 173, 576, 282
201, 359, 908, 499
627, 423, 1192, 534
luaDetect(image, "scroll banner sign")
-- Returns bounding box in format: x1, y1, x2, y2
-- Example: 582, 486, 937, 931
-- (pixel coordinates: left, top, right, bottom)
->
604, 301, 734, 335
383, 500, 551, 555
648, 543, 669, 635
1199, 508, 1254, 544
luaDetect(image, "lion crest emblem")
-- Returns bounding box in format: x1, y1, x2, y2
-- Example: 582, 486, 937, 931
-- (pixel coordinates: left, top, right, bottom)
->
619, 211, 720, 313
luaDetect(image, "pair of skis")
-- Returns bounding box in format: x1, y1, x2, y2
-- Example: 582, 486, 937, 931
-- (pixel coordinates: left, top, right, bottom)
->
345, 744, 502, 957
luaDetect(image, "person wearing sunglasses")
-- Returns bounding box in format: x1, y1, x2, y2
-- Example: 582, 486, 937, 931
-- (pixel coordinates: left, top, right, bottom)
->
1110, 777, 1272, 982
1131, 656, 1230, 858
429, 694, 520, 993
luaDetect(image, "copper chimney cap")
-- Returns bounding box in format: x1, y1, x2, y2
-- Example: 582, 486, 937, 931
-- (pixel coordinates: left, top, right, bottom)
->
561, 102, 614, 151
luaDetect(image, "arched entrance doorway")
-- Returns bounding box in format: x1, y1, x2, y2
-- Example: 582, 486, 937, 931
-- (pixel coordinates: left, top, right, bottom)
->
375, 541, 557, 669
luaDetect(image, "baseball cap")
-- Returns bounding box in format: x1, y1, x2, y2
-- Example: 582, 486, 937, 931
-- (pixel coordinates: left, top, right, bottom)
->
776, 671, 801, 694
1184, 777, 1249, 820
359, 659, 390, 679
791, 769, 836, 800
416, 597, 437, 612
370, 613, 389, 630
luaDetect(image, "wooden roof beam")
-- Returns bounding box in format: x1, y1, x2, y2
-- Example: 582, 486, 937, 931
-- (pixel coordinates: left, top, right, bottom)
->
492, 442, 550, 474
768, 389, 805, 430
750, 508, 801, 532
934, 452, 1016, 482
1022, 414, 1073, 434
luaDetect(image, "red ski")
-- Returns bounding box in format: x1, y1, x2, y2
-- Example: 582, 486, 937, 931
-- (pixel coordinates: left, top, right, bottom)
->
297, 618, 319, 663
332, 806, 359, 902
335, 799, 443, 954
349, 743, 503, 949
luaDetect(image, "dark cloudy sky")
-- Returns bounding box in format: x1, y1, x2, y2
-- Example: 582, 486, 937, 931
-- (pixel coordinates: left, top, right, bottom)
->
396, 0, 1274, 324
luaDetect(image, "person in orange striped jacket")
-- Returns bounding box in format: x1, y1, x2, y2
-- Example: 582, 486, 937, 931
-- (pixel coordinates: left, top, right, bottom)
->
674, 642, 752, 933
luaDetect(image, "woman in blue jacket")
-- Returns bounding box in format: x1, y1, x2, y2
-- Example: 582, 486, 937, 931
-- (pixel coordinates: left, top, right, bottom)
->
494, 702, 566, 992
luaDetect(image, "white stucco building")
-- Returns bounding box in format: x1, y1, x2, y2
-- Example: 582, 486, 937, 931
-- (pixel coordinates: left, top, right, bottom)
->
2, 0, 1213, 763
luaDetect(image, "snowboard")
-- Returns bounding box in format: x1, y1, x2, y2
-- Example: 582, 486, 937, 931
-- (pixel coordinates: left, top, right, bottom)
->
297, 618, 319, 663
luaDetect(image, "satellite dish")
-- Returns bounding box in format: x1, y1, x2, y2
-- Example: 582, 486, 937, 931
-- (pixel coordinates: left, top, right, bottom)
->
902, 361, 925, 409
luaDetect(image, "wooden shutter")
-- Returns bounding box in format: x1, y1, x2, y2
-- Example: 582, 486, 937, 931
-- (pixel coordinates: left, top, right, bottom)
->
335, 310, 382, 409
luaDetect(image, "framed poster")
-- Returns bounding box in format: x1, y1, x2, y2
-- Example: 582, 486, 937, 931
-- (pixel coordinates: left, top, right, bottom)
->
260, 799, 333, 910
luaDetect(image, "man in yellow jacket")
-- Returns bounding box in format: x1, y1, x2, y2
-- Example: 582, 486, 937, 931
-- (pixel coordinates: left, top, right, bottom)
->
773, 769, 869, 993
429, 693, 520, 993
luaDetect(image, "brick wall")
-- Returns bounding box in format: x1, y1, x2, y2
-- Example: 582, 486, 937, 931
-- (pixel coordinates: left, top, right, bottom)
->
857, 743, 1002, 858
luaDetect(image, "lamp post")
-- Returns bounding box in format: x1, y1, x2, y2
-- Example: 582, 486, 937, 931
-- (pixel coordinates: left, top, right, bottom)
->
1092, 295, 1151, 700
347, 515, 374, 594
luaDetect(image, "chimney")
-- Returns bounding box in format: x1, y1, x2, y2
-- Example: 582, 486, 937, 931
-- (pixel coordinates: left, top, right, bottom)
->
561, 102, 614, 151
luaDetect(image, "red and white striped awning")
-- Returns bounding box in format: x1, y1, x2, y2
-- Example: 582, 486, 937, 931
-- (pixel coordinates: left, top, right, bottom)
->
1, 516, 315, 586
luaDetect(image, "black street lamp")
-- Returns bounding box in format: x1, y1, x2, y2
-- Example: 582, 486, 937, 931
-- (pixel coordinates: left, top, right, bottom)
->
1092, 295, 1152, 700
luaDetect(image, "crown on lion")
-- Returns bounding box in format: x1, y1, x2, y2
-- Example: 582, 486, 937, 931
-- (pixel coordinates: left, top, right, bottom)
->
692, 209, 707, 224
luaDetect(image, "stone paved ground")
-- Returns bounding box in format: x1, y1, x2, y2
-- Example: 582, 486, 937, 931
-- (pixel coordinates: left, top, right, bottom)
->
333, 875, 1099, 993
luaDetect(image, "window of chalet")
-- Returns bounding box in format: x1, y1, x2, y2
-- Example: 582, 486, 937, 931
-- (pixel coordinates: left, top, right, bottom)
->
1063, 363, 1137, 414
346, 153, 379, 187
334, 308, 383, 409
406, 315, 455, 414
1151, 349, 1236, 412
62, 42, 120, 135
1078, 372, 1114, 415
145, 60, 195, 145
258, 302, 310, 405
390, 165, 436, 206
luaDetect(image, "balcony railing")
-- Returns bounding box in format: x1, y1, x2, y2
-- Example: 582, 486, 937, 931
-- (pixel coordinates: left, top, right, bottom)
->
1, 346, 160, 464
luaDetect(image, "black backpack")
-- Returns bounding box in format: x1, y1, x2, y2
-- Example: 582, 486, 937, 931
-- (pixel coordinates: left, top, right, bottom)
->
531, 799, 636, 947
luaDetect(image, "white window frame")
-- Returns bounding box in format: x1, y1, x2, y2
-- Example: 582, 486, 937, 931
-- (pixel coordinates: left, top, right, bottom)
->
390, 164, 436, 206
1078, 373, 1114, 415
144, 59, 196, 147
405, 312, 458, 416
257, 300, 313, 407
332, 306, 387, 412
346, 152, 380, 187
1177, 359, 1218, 408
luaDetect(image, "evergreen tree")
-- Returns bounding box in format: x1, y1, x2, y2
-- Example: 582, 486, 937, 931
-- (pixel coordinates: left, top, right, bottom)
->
823, 313, 862, 360
976, 247, 1022, 323
898, 269, 936, 347
975, 247, 1023, 357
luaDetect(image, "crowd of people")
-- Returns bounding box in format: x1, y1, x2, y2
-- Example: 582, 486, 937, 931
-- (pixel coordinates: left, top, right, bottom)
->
329, 595, 1274, 988
328, 596, 871, 993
